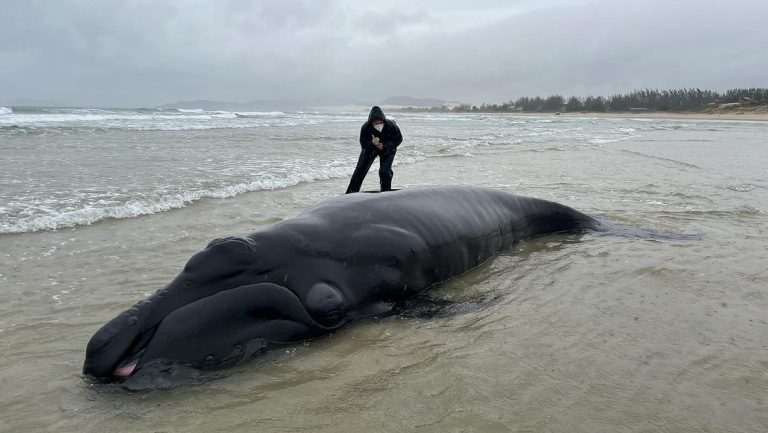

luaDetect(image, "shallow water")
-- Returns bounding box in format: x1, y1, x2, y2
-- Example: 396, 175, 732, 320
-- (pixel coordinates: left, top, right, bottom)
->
1, 113, 767, 432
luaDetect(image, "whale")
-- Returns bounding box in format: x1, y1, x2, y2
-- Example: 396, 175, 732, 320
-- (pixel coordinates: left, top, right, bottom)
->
83, 185, 600, 383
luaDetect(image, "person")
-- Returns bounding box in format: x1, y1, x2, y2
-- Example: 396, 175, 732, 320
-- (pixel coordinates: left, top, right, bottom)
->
345, 106, 403, 194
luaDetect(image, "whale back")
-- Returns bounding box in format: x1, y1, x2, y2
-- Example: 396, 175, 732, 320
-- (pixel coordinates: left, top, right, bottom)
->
267, 186, 599, 300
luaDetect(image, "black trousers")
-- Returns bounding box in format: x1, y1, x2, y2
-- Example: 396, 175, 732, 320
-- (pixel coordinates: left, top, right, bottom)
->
345, 148, 396, 194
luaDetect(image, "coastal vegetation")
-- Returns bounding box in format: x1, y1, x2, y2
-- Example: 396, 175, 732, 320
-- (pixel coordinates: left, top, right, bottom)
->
400, 88, 768, 113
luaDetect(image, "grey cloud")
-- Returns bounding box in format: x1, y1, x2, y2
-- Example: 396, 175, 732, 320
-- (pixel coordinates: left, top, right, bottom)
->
1, 0, 766, 107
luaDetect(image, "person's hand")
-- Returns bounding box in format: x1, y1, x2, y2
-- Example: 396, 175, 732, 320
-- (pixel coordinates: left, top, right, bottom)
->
372, 136, 383, 150
375, 142, 384, 150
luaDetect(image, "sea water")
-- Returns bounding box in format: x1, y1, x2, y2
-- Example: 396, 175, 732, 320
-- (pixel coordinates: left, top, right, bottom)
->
0, 108, 766, 432
0, 108, 641, 233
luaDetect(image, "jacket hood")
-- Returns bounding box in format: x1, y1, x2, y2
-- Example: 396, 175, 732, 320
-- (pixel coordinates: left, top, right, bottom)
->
368, 106, 387, 122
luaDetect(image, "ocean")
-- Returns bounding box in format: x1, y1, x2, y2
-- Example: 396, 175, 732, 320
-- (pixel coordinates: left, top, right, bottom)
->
1, 106, 766, 432
0, 107, 643, 233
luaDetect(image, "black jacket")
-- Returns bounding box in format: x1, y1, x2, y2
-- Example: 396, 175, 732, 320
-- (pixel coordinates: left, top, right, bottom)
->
359, 106, 403, 155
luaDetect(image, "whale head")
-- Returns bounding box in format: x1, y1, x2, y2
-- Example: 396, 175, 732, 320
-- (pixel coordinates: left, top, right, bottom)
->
82, 236, 322, 384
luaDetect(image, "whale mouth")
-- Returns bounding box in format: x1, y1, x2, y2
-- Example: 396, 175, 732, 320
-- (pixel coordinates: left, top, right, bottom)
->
105, 326, 158, 380
112, 348, 145, 378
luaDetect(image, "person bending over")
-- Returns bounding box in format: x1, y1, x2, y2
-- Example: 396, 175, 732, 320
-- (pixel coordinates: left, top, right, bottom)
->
345, 106, 403, 194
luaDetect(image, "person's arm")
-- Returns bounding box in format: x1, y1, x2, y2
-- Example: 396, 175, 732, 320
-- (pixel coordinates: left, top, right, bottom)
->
359, 123, 368, 149
384, 121, 402, 151
363, 122, 385, 150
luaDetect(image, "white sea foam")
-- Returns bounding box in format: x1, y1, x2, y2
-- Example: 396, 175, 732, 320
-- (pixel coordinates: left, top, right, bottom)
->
1, 183, 305, 234
0, 108, 351, 132
0, 107, 12, 115
589, 136, 635, 144
235, 111, 287, 117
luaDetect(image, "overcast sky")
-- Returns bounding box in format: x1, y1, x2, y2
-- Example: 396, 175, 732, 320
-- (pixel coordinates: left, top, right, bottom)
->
1, 0, 767, 107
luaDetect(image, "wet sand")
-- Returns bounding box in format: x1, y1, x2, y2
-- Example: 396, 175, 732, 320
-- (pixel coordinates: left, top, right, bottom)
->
559, 110, 768, 121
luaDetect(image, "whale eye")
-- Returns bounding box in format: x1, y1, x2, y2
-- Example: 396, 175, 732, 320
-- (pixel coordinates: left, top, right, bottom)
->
233, 344, 243, 352
204, 354, 215, 363
305, 282, 346, 325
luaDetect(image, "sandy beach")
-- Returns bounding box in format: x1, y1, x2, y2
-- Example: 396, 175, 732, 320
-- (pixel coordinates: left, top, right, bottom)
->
558, 109, 768, 121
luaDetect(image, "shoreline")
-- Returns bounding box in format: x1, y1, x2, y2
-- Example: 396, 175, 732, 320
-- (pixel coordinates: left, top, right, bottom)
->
557, 110, 768, 121
398, 110, 768, 121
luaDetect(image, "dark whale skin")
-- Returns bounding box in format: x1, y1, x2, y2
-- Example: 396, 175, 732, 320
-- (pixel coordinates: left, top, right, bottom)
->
83, 185, 600, 382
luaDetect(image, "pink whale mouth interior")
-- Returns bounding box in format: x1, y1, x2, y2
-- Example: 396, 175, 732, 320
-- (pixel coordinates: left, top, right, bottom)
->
111, 347, 146, 378
113, 362, 137, 377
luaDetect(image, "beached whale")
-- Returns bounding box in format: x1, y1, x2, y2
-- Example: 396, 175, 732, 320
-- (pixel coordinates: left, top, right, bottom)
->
83, 185, 600, 384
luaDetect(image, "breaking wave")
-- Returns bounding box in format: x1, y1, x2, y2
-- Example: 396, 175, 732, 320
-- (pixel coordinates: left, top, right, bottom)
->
0, 156, 425, 234
0, 107, 358, 131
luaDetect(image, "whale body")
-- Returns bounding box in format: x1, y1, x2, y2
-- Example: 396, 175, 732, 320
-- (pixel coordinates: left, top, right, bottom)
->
83, 185, 600, 383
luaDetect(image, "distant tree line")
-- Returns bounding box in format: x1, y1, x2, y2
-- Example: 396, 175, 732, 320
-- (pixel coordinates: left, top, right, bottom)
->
399, 88, 768, 113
